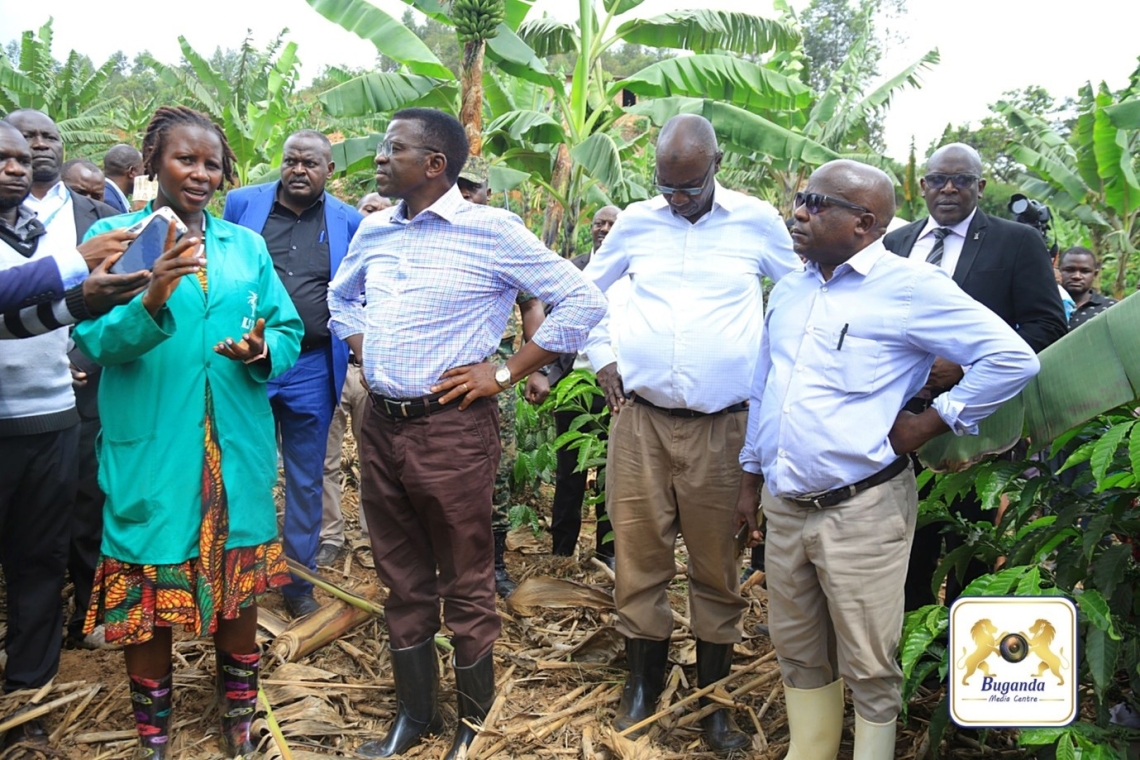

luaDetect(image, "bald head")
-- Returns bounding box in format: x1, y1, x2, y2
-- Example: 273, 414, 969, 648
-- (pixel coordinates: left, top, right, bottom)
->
817, 159, 895, 232
791, 160, 895, 272
654, 115, 721, 223
657, 114, 719, 162
926, 143, 983, 176
922, 143, 986, 226
61, 159, 105, 202
591, 205, 620, 251
357, 192, 392, 215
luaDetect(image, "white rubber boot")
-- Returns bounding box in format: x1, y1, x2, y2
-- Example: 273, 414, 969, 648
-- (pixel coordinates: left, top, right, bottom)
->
853, 712, 896, 759
782, 679, 844, 760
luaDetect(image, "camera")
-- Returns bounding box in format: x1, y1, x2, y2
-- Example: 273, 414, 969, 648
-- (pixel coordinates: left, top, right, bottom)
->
1008, 194, 1051, 235
1008, 193, 1057, 256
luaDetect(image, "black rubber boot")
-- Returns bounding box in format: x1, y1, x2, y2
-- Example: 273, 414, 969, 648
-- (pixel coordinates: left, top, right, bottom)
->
215, 648, 260, 757
493, 529, 517, 598
128, 671, 173, 759
613, 638, 670, 737
696, 640, 750, 753
443, 652, 495, 760
357, 638, 443, 757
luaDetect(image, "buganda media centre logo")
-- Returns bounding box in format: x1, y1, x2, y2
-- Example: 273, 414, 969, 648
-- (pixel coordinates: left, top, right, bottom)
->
949, 597, 1078, 727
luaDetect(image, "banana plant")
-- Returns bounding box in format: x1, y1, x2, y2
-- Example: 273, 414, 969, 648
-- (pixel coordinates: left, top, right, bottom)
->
143, 32, 304, 186
625, 17, 938, 218
0, 18, 119, 151
452, 0, 506, 156
995, 72, 1140, 298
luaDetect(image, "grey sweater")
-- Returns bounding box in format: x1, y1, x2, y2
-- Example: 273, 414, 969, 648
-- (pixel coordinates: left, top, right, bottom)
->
0, 235, 78, 436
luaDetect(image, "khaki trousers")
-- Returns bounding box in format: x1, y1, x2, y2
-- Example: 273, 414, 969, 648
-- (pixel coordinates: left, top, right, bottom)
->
762, 467, 917, 723
321, 363, 371, 546
608, 402, 748, 643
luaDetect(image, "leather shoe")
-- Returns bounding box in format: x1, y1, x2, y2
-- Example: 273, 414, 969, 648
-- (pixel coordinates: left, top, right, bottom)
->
283, 593, 321, 619
315, 543, 342, 567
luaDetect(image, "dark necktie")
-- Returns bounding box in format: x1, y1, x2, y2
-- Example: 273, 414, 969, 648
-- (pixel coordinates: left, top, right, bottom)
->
925, 227, 951, 267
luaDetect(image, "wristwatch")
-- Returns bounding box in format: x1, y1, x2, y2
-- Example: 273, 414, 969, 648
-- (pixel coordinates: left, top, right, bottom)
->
494, 365, 513, 389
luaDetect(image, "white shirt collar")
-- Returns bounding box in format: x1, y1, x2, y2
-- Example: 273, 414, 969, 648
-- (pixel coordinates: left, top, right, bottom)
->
920, 207, 976, 239
646, 180, 739, 218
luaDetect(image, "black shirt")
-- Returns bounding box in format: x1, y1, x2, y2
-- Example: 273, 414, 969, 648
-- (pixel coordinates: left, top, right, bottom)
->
1068, 291, 1116, 330
262, 194, 331, 350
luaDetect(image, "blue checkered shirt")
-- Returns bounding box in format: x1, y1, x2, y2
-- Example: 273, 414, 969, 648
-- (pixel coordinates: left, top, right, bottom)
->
328, 185, 606, 399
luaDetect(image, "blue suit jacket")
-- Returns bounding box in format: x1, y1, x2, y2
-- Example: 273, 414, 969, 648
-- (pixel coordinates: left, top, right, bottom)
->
0, 257, 66, 312
222, 182, 363, 401
102, 179, 129, 213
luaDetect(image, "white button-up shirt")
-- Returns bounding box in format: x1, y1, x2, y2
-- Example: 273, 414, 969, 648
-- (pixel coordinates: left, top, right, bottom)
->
24, 182, 85, 287
741, 240, 1040, 497
582, 183, 799, 414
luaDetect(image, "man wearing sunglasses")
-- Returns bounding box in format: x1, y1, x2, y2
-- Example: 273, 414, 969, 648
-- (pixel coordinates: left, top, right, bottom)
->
736, 159, 1038, 758
582, 114, 799, 752
883, 143, 1066, 610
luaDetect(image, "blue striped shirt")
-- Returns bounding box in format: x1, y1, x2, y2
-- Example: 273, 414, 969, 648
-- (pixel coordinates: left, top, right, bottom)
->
328, 186, 606, 398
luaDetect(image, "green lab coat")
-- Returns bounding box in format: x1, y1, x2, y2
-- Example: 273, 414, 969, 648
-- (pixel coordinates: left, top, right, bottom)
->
73, 208, 302, 565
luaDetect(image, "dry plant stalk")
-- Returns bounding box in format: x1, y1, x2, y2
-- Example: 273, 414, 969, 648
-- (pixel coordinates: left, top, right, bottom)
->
616, 650, 777, 737
271, 600, 372, 662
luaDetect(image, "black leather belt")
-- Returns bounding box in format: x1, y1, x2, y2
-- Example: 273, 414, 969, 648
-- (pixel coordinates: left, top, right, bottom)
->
786, 456, 909, 510
370, 391, 457, 419
632, 394, 748, 418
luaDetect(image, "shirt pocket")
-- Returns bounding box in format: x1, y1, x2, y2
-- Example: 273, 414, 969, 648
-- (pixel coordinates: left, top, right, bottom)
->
818, 329, 880, 394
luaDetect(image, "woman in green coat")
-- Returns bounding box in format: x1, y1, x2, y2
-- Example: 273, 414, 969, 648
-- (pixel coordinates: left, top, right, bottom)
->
73, 106, 303, 759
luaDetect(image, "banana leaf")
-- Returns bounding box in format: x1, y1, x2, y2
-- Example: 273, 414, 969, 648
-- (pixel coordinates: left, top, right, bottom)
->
918, 294, 1140, 471
612, 54, 810, 113
615, 9, 799, 56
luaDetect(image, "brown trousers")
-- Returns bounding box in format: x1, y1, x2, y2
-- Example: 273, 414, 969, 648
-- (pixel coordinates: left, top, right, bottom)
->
607, 403, 748, 643
358, 396, 502, 666
762, 467, 917, 723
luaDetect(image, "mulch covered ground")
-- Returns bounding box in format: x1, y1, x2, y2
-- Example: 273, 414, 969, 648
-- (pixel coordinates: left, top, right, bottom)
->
0, 442, 1027, 759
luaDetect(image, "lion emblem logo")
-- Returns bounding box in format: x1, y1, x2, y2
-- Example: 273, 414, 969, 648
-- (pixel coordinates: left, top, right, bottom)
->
956, 618, 1001, 685
1027, 619, 1069, 685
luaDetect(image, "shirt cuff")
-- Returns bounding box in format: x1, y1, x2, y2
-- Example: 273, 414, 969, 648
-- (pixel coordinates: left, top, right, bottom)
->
587, 344, 616, 373
56, 246, 89, 289
933, 395, 977, 436
741, 460, 764, 476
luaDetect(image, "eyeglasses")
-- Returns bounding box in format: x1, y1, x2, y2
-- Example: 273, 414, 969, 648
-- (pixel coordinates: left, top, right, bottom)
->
923, 173, 980, 189
655, 160, 716, 198
793, 191, 870, 215
376, 139, 442, 158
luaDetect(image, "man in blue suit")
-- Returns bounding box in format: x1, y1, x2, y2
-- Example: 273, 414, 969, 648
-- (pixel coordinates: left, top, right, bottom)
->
224, 130, 363, 617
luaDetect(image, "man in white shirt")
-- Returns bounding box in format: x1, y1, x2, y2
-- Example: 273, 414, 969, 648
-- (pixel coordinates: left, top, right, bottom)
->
736, 160, 1038, 758
583, 114, 798, 751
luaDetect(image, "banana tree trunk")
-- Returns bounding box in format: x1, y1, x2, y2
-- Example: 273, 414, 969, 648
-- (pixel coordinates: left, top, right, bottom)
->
460, 39, 485, 157
542, 143, 572, 250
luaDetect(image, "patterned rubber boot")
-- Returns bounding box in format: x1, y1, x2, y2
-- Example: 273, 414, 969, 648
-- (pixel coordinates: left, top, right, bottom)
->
216, 649, 261, 758
128, 672, 173, 759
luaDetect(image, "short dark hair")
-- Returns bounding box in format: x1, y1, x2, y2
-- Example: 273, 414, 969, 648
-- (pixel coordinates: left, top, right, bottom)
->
141, 106, 237, 186
104, 144, 142, 176
61, 158, 101, 178
286, 129, 332, 150
391, 108, 469, 185
1060, 246, 1099, 268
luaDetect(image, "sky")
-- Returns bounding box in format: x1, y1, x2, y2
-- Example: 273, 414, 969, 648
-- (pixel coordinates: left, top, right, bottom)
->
2, 0, 1137, 163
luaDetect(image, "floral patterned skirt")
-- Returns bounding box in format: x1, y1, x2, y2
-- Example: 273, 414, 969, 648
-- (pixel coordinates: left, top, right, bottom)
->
85, 380, 289, 646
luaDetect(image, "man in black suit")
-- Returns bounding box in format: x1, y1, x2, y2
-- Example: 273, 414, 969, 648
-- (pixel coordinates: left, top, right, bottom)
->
6, 109, 120, 653
883, 142, 1067, 608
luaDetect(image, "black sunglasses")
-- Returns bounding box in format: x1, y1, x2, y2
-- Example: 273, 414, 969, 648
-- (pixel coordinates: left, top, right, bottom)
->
794, 191, 870, 215
923, 173, 980, 189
